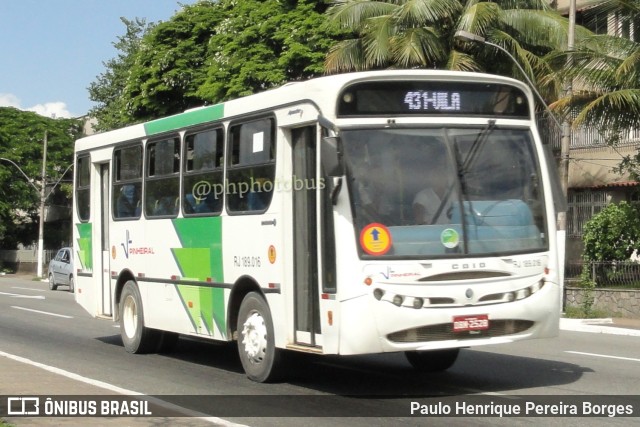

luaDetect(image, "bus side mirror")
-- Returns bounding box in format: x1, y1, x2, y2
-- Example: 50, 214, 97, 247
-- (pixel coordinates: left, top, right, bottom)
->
321, 136, 344, 177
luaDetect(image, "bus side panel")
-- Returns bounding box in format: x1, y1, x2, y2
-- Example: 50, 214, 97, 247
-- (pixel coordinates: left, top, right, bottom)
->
112, 217, 231, 340
222, 210, 286, 346
74, 221, 97, 316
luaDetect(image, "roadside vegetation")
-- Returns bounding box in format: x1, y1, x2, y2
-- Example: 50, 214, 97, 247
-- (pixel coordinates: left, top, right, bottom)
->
564, 305, 614, 319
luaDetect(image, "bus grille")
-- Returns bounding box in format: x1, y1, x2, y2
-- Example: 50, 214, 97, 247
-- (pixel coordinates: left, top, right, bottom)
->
387, 319, 534, 343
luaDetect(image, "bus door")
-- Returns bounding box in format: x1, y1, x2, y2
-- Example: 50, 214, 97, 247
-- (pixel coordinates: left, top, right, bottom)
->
99, 163, 112, 316
291, 126, 321, 346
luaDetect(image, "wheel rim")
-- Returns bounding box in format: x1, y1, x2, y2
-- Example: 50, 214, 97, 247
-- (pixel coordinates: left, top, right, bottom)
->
122, 294, 138, 339
241, 311, 267, 364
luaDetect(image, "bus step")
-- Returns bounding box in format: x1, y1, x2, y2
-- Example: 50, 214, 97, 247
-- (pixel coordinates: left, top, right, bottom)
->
285, 344, 324, 354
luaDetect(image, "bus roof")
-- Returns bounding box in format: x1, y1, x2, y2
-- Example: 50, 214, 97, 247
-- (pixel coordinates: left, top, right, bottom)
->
75, 70, 531, 152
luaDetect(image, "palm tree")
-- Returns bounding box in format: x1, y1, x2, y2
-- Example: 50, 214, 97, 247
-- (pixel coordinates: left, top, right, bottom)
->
325, 0, 588, 103
549, 0, 640, 180
551, 0, 640, 132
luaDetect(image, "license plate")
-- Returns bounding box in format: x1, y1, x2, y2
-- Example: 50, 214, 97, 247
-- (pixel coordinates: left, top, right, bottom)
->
453, 315, 489, 332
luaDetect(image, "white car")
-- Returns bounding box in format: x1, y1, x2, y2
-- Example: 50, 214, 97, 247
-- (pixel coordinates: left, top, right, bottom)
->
48, 247, 74, 292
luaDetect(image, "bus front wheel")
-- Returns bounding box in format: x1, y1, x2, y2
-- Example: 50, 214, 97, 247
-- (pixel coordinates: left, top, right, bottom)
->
237, 292, 282, 382
405, 348, 460, 372
120, 280, 158, 354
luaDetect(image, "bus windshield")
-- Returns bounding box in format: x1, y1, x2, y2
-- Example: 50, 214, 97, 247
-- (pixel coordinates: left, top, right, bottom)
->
343, 127, 548, 258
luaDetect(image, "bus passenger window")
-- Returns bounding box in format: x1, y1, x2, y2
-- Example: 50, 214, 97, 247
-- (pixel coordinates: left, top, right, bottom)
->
226, 117, 276, 213
116, 184, 141, 218
112, 144, 142, 220
183, 128, 224, 216
75, 155, 91, 221
145, 137, 180, 218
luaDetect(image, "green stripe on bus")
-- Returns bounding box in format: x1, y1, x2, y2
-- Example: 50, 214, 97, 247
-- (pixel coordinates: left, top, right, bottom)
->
75, 222, 93, 270
171, 217, 225, 336
144, 104, 225, 136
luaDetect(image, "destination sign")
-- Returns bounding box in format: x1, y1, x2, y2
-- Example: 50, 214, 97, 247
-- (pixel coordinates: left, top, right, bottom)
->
337, 81, 529, 118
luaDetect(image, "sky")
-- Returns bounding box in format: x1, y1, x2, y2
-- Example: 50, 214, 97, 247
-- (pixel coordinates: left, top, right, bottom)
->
0, 0, 196, 119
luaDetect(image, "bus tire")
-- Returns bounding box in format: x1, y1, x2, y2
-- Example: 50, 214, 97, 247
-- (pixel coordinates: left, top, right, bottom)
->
120, 280, 158, 354
405, 348, 460, 372
237, 292, 282, 382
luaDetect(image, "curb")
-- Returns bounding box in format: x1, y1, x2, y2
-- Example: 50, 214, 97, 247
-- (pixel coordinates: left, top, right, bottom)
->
560, 318, 640, 336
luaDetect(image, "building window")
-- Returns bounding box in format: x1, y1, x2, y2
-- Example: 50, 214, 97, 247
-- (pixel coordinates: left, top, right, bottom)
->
567, 189, 609, 237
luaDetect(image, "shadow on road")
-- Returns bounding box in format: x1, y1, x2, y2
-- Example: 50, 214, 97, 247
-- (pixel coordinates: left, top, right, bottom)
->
97, 333, 589, 397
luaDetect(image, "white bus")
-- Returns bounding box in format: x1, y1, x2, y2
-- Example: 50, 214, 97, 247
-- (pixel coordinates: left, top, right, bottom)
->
73, 70, 562, 382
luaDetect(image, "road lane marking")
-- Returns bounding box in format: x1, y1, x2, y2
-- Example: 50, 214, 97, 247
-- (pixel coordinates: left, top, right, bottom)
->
566, 350, 640, 363
12, 286, 45, 292
0, 350, 244, 425
11, 306, 73, 319
0, 291, 45, 299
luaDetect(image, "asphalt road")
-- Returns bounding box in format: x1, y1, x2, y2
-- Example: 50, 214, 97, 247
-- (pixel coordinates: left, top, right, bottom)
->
1, 275, 639, 426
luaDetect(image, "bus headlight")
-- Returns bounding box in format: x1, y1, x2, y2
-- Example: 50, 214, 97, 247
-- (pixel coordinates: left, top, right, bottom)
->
392, 295, 404, 306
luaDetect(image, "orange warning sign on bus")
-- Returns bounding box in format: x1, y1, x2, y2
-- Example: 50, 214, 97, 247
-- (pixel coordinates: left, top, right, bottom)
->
359, 223, 392, 256
268, 245, 277, 264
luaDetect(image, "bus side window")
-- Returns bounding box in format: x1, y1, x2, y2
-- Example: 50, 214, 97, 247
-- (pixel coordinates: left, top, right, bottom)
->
112, 145, 142, 220
226, 117, 276, 213
183, 127, 224, 216
116, 184, 141, 218
145, 137, 180, 218
75, 154, 91, 221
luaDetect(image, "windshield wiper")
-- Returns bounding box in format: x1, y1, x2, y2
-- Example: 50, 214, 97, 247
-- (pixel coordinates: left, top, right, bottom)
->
430, 120, 496, 225
457, 119, 496, 195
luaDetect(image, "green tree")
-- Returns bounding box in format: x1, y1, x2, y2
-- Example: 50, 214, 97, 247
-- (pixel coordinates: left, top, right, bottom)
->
580, 201, 640, 313
550, 1, 640, 181
122, 3, 219, 121
0, 108, 82, 249
582, 201, 640, 262
88, 18, 154, 132
325, 0, 590, 102
197, 0, 344, 103
92, 0, 345, 125
552, 0, 640, 129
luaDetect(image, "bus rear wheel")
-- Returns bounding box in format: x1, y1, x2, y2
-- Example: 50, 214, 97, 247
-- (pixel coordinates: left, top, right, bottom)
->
237, 292, 282, 382
120, 280, 158, 354
405, 348, 460, 372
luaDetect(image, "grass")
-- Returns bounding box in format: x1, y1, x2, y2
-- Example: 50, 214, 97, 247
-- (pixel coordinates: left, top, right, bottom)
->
563, 305, 615, 319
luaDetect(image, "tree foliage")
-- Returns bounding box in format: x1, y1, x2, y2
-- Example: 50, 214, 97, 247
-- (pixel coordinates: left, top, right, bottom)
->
87, 18, 155, 132
196, 0, 345, 103
324, 0, 590, 104
582, 201, 640, 262
551, 0, 640, 123
549, 1, 640, 181
90, 0, 346, 128
0, 107, 82, 248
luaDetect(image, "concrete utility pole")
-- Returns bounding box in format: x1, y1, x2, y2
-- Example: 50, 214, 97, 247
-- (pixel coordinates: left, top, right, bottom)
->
557, 0, 576, 306
36, 131, 48, 278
